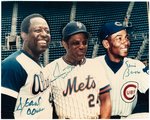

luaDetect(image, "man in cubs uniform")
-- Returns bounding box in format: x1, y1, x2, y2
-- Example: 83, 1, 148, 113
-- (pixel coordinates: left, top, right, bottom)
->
1, 14, 52, 119
95, 21, 149, 119
44, 21, 112, 119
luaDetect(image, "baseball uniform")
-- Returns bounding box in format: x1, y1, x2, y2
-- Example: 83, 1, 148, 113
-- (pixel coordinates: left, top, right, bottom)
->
44, 57, 111, 119
1, 50, 52, 119
94, 55, 149, 117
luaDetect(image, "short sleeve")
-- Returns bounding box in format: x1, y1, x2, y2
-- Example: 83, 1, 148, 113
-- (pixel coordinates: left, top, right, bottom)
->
2, 58, 27, 96
91, 58, 111, 95
136, 61, 149, 93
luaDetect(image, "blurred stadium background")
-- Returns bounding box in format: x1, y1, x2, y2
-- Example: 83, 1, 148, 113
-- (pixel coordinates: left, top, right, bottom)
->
1, 1, 149, 114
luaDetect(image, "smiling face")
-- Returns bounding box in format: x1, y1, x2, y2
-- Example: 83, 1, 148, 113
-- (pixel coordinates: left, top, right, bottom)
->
22, 17, 51, 58
63, 33, 88, 63
103, 29, 130, 62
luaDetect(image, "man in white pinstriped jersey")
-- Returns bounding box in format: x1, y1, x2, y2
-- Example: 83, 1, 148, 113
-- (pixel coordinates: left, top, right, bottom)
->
44, 21, 112, 119
95, 21, 149, 119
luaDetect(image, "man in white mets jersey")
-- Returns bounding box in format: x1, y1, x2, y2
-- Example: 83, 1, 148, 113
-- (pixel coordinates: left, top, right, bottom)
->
44, 21, 112, 119
95, 21, 149, 119
1, 14, 52, 119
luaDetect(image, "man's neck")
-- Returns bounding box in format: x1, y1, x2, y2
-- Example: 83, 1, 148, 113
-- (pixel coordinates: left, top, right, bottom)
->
22, 47, 40, 63
62, 55, 86, 66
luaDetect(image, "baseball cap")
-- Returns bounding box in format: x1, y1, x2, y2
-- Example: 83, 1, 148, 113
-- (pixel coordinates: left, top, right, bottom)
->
62, 21, 89, 41
99, 21, 126, 41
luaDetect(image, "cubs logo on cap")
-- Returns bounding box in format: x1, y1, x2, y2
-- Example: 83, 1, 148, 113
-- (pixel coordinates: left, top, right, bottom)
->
99, 21, 126, 41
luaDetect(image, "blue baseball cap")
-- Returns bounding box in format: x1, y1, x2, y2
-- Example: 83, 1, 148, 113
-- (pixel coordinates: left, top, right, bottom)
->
62, 21, 89, 41
99, 21, 126, 41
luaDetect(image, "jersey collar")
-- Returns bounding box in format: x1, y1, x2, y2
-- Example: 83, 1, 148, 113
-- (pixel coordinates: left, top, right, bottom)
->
105, 54, 123, 73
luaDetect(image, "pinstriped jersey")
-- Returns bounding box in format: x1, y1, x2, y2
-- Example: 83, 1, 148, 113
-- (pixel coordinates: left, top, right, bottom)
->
94, 55, 149, 116
44, 57, 111, 119
1, 50, 52, 119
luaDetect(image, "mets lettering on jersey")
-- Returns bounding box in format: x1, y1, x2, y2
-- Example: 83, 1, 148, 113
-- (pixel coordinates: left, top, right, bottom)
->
94, 55, 149, 116
63, 75, 96, 97
45, 57, 111, 119
1, 51, 52, 119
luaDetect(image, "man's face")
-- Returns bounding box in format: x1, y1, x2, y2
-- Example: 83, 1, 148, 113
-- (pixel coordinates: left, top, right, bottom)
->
65, 33, 88, 62
107, 30, 130, 59
26, 17, 51, 55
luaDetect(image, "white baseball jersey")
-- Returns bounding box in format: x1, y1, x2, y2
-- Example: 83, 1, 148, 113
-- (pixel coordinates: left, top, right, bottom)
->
1, 50, 52, 119
44, 57, 111, 119
94, 55, 149, 116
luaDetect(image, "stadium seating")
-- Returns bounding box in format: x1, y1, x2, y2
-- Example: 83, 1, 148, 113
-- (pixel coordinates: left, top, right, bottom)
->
48, 45, 66, 63
1, 1, 149, 63
1, 2, 13, 46
1, 49, 16, 61
1, 1, 149, 115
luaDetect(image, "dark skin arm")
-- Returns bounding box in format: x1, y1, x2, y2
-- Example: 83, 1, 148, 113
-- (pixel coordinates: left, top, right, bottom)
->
99, 92, 112, 119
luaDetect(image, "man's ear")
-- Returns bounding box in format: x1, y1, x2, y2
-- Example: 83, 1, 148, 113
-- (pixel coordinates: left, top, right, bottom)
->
61, 40, 68, 49
21, 32, 28, 41
102, 39, 110, 49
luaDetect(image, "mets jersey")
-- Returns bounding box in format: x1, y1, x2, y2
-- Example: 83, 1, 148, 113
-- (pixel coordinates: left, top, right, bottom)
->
94, 55, 149, 116
1, 50, 52, 119
44, 57, 111, 119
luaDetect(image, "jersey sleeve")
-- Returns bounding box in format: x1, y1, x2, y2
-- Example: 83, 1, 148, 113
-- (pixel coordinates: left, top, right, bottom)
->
136, 61, 149, 93
98, 69, 111, 95
92, 58, 111, 95
1, 58, 27, 98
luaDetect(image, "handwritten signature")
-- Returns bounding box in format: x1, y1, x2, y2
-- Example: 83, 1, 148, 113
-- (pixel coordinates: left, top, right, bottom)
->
51, 62, 75, 82
123, 61, 140, 79
16, 97, 44, 115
